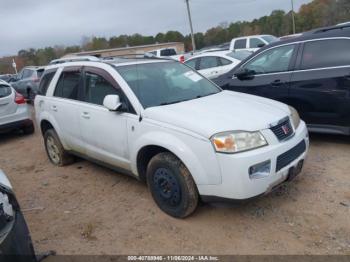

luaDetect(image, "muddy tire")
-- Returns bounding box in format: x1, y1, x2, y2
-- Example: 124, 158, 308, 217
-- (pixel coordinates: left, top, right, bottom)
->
44, 129, 74, 166
147, 152, 198, 218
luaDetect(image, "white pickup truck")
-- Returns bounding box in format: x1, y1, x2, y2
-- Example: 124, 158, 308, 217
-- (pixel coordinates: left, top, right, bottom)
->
146, 48, 187, 62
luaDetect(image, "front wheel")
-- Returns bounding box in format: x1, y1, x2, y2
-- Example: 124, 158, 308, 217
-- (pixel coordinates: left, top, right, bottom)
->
147, 152, 198, 218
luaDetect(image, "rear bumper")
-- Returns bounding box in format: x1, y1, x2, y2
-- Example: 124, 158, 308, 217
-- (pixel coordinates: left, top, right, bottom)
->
0, 105, 32, 132
0, 211, 37, 261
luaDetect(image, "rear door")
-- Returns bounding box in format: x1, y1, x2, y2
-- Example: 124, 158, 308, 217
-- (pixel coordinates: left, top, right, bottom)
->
219, 43, 298, 101
290, 38, 350, 129
0, 84, 16, 119
48, 66, 85, 153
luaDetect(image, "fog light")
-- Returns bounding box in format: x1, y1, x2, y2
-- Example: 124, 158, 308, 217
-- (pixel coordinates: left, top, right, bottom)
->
249, 160, 271, 179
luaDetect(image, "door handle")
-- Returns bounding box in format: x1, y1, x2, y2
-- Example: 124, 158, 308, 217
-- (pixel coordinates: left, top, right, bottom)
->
81, 112, 90, 119
271, 79, 284, 87
51, 105, 57, 112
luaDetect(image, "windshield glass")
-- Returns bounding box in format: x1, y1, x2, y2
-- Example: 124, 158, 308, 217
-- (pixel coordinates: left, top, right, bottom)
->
115, 61, 221, 109
226, 50, 252, 61
262, 35, 279, 43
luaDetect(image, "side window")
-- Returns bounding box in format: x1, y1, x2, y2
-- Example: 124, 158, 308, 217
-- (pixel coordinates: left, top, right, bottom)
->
54, 70, 81, 100
38, 70, 57, 96
84, 71, 120, 106
301, 39, 350, 70
219, 57, 232, 66
250, 38, 265, 48
234, 39, 247, 49
244, 44, 296, 75
22, 69, 33, 79
185, 58, 198, 70
199, 57, 220, 70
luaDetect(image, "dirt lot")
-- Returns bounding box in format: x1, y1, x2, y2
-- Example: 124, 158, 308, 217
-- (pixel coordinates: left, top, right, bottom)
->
0, 112, 350, 255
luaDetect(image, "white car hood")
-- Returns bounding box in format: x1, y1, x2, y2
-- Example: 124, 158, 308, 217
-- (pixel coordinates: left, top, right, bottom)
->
144, 91, 290, 138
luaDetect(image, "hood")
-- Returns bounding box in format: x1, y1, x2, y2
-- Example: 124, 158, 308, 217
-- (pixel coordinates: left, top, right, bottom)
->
144, 91, 290, 138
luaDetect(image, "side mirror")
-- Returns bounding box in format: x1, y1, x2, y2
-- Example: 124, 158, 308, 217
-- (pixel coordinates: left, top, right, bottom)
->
103, 95, 122, 111
234, 68, 255, 80
257, 43, 266, 48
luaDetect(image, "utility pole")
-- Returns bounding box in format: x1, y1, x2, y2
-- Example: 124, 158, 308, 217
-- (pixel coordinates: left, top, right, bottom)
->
185, 0, 196, 52
291, 0, 296, 34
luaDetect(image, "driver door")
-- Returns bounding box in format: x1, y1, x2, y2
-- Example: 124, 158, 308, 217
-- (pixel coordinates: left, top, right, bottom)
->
219, 43, 299, 103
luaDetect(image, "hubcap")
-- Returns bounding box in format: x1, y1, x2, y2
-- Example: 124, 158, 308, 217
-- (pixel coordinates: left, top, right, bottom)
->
46, 136, 60, 164
153, 168, 181, 207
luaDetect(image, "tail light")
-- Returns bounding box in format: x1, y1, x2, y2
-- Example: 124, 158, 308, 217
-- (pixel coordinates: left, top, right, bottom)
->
15, 92, 26, 104
179, 55, 185, 63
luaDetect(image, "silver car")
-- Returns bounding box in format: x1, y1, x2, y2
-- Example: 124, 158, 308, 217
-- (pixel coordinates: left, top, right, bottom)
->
0, 80, 34, 134
11, 66, 45, 100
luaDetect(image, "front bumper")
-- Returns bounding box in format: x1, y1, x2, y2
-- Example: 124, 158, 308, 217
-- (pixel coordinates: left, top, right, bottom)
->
198, 121, 309, 200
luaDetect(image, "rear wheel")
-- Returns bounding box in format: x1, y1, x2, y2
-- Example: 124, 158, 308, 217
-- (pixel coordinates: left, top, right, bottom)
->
147, 152, 198, 218
44, 129, 74, 166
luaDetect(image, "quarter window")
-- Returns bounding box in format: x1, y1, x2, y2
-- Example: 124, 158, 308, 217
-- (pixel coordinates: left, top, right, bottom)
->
199, 57, 219, 70
54, 70, 81, 100
22, 69, 33, 79
234, 39, 247, 49
185, 58, 198, 70
84, 71, 121, 105
301, 39, 350, 70
219, 57, 232, 66
244, 44, 296, 74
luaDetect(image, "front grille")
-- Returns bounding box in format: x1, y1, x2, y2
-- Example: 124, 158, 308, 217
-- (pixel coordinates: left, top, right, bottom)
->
276, 140, 306, 172
270, 118, 294, 141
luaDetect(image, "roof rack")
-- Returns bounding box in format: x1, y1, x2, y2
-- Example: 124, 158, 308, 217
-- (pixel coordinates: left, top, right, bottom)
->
313, 24, 350, 34
49, 56, 100, 65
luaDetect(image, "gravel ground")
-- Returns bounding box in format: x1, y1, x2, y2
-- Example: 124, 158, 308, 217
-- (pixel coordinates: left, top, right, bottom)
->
0, 113, 349, 255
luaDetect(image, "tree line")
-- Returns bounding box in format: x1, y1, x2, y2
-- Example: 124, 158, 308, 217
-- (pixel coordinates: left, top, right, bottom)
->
1, 0, 349, 74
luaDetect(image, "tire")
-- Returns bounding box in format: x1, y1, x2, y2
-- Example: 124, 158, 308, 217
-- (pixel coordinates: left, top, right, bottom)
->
44, 129, 74, 166
146, 152, 198, 218
22, 123, 34, 135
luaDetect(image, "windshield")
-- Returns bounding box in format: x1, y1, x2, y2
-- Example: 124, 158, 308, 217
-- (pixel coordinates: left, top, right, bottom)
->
227, 50, 252, 61
261, 35, 279, 43
115, 61, 221, 109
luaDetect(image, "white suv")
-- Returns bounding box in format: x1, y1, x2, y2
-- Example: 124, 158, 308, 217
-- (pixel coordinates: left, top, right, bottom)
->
229, 35, 279, 52
35, 58, 309, 218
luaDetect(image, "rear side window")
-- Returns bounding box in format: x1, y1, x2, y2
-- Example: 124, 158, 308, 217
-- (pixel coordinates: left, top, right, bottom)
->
234, 39, 247, 49
0, 85, 12, 98
301, 39, 350, 70
22, 69, 34, 79
54, 70, 81, 100
185, 58, 199, 70
160, 49, 176, 56
250, 38, 265, 48
199, 57, 219, 70
219, 57, 232, 66
38, 70, 57, 96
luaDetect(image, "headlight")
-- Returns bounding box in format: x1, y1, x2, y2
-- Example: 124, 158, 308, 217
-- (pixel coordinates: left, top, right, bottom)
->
211, 131, 268, 154
289, 106, 300, 129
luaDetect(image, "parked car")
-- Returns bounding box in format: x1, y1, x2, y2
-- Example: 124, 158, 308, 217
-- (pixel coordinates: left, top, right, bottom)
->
0, 169, 37, 261
11, 66, 45, 100
229, 35, 279, 52
185, 50, 252, 79
145, 47, 187, 63
214, 24, 350, 135
0, 74, 17, 83
35, 58, 309, 218
0, 80, 34, 135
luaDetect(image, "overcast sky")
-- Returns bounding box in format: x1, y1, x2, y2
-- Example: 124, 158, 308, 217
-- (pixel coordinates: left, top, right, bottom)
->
0, 0, 312, 56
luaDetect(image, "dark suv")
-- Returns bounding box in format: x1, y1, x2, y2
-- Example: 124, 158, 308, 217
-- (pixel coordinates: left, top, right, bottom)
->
214, 24, 350, 135
11, 67, 45, 100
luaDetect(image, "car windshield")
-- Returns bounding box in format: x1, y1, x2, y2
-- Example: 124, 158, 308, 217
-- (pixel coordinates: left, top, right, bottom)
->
115, 61, 221, 109
261, 35, 279, 43
226, 51, 252, 61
